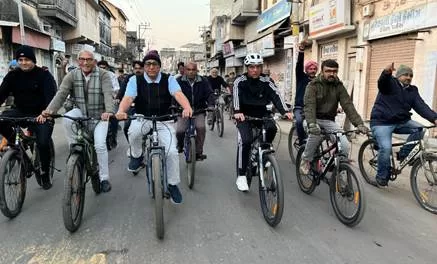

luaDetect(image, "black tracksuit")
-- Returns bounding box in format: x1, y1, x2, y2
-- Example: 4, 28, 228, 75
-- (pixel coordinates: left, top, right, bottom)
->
233, 74, 289, 175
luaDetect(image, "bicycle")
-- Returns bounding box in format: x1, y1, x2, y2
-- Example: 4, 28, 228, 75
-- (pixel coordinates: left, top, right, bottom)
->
0, 116, 55, 218
222, 92, 233, 120
235, 115, 284, 227
208, 92, 224, 137
126, 113, 179, 239
182, 109, 208, 189
357, 126, 437, 214
287, 120, 302, 164
51, 114, 102, 232
296, 129, 366, 227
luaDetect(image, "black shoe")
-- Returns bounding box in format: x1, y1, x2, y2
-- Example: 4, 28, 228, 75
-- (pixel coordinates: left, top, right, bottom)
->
41, 173, 52, 190
375, 177, 388, 187
100, 180, 112, 193
168, 184, 182, 204
177, 146, 183, 153
196, 153, 207, 161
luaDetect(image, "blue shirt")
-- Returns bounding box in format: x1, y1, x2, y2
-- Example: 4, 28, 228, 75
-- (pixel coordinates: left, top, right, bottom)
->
125, 72, 181, 98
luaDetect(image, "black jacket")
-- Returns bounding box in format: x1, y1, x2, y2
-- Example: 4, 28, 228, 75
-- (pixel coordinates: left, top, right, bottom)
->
233, 73, 289, 118
294, 52, 312, 108
116, 73, 134, 100
0, 66, 57, 115
370, 71, 437, 125
177, 75, 214, 110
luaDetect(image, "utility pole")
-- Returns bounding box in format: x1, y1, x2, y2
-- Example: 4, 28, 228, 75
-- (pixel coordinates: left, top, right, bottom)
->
137, 22, 151, 60
14, 0, 25, 45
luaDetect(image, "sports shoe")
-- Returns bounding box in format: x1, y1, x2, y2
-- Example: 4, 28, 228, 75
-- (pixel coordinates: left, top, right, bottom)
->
236, 176, 249, 192
375, 177, 388, 187
168, 184, 182, 204
128, 156, 144, 172
300, 160, 311, 175
196, 153, 207, 161
100, 180, 112, 193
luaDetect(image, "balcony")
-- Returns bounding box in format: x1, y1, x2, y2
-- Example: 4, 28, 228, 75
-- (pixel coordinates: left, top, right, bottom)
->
231, 0, 260, 25
38, 0, 77, 27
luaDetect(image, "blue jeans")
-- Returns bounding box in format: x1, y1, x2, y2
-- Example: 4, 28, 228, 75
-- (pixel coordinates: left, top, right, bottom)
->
371, 120, 424, 181
293, 107, 306, 145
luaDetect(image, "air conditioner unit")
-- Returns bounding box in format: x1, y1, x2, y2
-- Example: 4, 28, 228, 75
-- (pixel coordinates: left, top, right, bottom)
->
362, 4, 375, 18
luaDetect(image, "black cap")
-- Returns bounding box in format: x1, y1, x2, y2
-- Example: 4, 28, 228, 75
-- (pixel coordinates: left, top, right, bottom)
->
15, 45, 36, 63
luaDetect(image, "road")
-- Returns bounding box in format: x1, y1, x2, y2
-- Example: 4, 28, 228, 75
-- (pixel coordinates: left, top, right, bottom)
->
0, 119, 436, 264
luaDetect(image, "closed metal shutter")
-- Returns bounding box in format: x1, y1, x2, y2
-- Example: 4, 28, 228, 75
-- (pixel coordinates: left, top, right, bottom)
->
365, 34, 416, 119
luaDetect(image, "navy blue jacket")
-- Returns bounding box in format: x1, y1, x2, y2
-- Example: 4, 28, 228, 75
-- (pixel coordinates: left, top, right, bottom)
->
294, 52, 312, 108
177, 75, 214, 110
370, 70, 437, 125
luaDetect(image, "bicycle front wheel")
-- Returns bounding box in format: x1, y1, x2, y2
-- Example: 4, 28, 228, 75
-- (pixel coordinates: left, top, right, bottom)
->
287, 126, 299, 164
0, 149, 26, 218
48, 139, 55, 185
295, 147, 316, 194
152, 155, 164, 239
357, 138, 378, 185
186, 137, 196, 189
62, 153, 85, 232
217, 106, 224, 137
410, 157, 437, 214
259, 153, 284, 227
329, 162, 366, 227
208, 111, 215, 131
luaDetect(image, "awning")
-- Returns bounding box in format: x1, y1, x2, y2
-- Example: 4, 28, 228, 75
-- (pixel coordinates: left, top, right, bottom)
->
12, 27, 51, 50
248, 19, 288, 43
0, 20, 19, 27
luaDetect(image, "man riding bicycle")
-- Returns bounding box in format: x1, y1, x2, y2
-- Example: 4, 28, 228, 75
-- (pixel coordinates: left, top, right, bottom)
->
39, 49, 114, 193
233, 53, 292, 192
294, 41, 318, 146
176, 61, 215, 161
207, 68, 230, 124
115, 50, 193, 204
370, 63, 437, 187
301, 59, 369, 174
0, 46, 57, 190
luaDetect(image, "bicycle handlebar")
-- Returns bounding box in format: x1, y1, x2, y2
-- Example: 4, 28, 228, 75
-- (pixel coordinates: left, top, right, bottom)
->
50, 114, 95, 122
123, 113, 181, 121
0, 116, 37, 123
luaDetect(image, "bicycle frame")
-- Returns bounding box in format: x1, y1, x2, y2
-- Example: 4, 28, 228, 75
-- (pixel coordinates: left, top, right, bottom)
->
68, 120, 98, 176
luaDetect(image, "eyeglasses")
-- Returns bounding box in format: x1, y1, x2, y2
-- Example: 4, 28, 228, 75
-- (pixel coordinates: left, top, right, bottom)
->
78, 58, 94, 63
324, 69, 338, 74
145, 61, 159, 67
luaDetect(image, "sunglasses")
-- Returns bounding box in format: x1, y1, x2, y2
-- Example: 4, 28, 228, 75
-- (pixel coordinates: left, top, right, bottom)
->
145, 61, 159, 67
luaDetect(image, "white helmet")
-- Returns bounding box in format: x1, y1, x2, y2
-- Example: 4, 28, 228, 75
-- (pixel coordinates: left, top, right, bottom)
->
244, 53, 263, 66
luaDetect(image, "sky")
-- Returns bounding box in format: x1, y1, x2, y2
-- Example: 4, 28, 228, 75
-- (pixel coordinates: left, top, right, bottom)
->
109, 0, 210, 51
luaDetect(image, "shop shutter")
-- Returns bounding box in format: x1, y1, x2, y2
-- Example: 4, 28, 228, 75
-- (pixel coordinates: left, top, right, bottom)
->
365, 34, 416, 119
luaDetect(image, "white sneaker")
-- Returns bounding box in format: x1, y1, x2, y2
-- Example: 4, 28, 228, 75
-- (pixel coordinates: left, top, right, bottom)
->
300, 160, 311, 175
236, 176, 249, 192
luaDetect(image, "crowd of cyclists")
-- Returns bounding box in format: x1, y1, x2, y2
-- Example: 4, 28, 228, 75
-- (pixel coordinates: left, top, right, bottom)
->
0, 42, 436, 222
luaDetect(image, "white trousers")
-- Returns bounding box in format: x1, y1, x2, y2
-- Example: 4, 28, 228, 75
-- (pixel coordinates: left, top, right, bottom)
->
63, 108, 109, 181
128, 119, 180, 185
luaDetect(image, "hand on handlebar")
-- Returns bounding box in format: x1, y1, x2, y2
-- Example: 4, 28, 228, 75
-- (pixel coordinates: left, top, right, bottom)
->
101, 112, 114, 121
115, 112, 128, 120
36, 109, 54, 124
284, 112, 293, 120
234, 113, 245, 122
182, 106, 193, 118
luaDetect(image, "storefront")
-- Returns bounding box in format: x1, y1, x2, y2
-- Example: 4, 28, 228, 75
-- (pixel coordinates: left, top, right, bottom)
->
361, 2, 437, 119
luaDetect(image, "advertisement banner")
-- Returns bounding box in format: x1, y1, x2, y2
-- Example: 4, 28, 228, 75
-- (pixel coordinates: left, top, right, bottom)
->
309, 0, 350, 38
257, 0, 292, 32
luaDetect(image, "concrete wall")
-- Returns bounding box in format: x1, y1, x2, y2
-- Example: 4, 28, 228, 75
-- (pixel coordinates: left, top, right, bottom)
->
64, 0, 99, 43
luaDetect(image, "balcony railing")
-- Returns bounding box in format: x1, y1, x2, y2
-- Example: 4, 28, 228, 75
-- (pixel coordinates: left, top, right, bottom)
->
38, 0, 77, 27
231, 0, 260, 25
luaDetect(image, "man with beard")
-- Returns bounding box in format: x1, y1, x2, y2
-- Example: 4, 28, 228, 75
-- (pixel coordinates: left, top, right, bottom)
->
300, 59, 369, 174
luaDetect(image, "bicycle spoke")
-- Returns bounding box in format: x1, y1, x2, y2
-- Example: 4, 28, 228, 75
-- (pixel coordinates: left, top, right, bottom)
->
4, 159, 22, 212
414, 160, 437, 211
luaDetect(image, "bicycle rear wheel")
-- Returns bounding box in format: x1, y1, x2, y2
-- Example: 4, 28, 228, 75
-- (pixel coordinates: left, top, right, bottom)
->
152, 155, 164, 239
217, 106, 224, 137
287, 126, 299, 164
357, 138, 378, 185
186, 137, 196, 189
410, 157, 437, 214
295, 147, 316, 194
48, 139, 55, 185
62, 153, 85, 232
259, 153, 284, 227
0, 149, 26, 218
329, 162, 366, 227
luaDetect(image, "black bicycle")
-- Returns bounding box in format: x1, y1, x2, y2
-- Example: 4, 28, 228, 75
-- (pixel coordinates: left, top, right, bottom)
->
288, 120, 302, 164
182, 109, 208, 189
51, 114, 102, 232
296, 130, 366, 227
358, 126, 437, 214
208, 92, 224, 137
0, 116, 55, 218
235, 116, 284, 227
126, 113, 179, 239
